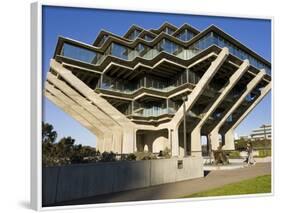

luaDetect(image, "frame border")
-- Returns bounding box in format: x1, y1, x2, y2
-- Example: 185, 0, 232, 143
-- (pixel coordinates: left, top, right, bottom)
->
30, 1, 274, 211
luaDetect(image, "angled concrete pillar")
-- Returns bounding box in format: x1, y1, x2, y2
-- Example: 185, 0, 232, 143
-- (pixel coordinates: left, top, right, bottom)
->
50, 59, 134, 128
223, 82, 271, 150
169, 48, 229, 157
44, 90, 103, 138
46, 74, 124, 153
171, 47, 229, 128
210, 70, 266, 150
45, 90, 108, 152
44, 84, 118, 153
46, 75, 123, 150
50, 60, 136, 154
47, 73, 120, 130
189, 60, 250, 155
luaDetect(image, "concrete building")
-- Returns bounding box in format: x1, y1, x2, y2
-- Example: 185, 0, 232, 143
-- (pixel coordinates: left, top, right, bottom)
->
250, 124, 272, 140
44, 22, 271, 158
238, 135, 251, 140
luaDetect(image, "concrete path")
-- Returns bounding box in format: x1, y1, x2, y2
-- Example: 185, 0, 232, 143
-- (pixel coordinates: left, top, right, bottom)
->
54, 162, 271, 206
203, 157, 271, 170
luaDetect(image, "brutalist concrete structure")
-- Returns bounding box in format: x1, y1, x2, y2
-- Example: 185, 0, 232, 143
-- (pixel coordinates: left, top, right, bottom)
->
44, 22, 271, 158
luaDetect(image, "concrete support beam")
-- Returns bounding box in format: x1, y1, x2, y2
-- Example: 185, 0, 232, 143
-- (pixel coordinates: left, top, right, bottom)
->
47, 78, 124, 154
171, 48, 229, 128
189, 60, 249, 155
46, 74, 124, 152
223, 82, 271, 150
45, 82, 111, 134
169, 47, 229, 157
45, 84, 118, 153
210, 70, 266, 150
50, 60, 136, 154
44, 90, 103, 137
44, 91, 105, 151
50, 59, 134, 128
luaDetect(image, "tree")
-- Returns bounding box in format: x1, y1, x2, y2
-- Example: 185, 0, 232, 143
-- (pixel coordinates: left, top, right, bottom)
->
42, 122, 57, 144
56, 136, 75, 158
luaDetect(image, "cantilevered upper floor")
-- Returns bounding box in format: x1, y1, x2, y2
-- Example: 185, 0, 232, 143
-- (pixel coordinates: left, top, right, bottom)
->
47, 22, 271, 126
53, 22, 271, 75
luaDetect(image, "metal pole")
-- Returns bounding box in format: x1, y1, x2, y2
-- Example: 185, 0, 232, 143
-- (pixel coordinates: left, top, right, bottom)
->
182, 96, 187, 157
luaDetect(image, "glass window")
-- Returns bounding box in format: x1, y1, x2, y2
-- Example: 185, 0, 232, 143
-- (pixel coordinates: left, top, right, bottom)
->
128, 29, 142, 40
61, 43, 102, 65
177, 29, 195, 41
135, 44, 151, 58
157, 39, 180, 55
163, 27, 174, 35
226, 115, 233, 122
106, 43, 131, 60
187, 32, 271, 75
97, 35, 108, 47
144, 34, 154, 41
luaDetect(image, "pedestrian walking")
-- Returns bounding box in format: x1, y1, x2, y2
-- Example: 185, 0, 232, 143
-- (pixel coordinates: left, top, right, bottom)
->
246, 142, 256, 165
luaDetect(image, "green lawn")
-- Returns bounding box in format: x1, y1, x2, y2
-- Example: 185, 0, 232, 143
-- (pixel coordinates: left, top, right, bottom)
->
183, 175, 271, 198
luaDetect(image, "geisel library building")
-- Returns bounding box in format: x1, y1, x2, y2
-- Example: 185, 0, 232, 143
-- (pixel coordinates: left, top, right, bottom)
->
44, 22, 271, 159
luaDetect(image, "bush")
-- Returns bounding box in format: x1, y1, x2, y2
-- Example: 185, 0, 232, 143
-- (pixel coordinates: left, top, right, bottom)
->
134, 152, 157, 160
228, 151, 241, 159
235, 140, 248, 151
121, 153, 137, 161
161, 147, 171, 158
235, 139, 271, 151
100, 151, 116, 162
256, 149, 271, 157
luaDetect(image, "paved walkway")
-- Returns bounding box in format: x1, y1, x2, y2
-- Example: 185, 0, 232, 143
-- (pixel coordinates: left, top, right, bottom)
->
54, 162, 271, 206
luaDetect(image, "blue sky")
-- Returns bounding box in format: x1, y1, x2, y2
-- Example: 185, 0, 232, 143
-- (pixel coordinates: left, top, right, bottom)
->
42, 6, 271, 146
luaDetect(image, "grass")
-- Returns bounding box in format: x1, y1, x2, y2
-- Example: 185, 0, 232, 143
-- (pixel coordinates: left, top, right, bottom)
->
255, 150, 271, 158
183, 175, 271, 198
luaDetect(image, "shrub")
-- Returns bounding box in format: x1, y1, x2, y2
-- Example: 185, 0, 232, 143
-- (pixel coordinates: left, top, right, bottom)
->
235, 139, 271, 151
257, 149, 271, 157
134, 151, 157, 160
160, 147, 171, 158
100, 151, 117, 162
228, 151, 241, 159
121, 153, 137, 161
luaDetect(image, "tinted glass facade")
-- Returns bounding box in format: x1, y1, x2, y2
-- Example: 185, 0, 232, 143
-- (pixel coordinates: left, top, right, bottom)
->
60, 30, 270, 75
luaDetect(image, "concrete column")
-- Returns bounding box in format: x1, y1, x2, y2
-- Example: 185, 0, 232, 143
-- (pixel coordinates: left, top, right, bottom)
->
189, 60, 250, 155
171, 128, 179, 157
206, 134, 211, 154
209, 70, 266, 150
190, 127, 202, 157
186, 69, 189, 83
133, 129, 138, 152
122, 128, 135, 154
209, 130, 220, 150
223, 82, 271, 150
222, 129, 235, 150
166, 99, 169, 113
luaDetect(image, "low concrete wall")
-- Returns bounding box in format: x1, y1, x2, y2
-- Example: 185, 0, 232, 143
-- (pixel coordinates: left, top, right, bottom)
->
43, 156, 203, 206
